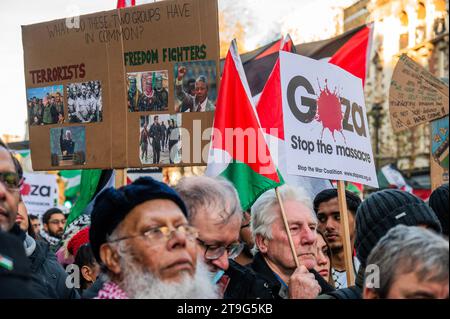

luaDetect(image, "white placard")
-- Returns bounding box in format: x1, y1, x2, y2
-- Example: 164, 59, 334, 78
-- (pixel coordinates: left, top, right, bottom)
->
280, 51, 378, 188
21, 173, 59, 217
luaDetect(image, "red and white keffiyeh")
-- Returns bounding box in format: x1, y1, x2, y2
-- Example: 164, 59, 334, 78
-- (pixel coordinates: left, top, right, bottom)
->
95, 282, 128, 299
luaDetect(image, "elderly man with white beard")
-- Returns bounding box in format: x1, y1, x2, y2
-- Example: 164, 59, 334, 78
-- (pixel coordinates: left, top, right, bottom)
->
89, 177, 219, 299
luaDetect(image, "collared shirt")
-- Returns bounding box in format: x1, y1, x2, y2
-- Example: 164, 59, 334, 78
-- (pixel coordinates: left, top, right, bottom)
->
195, 98, 208, 112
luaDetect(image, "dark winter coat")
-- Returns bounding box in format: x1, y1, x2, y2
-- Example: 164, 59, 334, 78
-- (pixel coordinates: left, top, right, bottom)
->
10, 224, 79, 299
28, 239, 80, 299
225, 252, 335, 299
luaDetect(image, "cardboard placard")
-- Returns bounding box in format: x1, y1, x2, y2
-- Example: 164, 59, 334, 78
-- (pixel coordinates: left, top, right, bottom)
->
22, 0, 219, 171
280, 52, 378, 188
430, 116, 449, 190
389, 54, 449, 133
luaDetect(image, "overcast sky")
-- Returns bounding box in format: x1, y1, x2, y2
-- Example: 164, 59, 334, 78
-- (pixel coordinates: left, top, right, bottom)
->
0, 0, 355, 138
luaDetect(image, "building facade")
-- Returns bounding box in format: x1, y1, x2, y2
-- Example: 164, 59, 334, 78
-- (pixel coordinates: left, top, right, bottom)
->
344, 0, 448, 180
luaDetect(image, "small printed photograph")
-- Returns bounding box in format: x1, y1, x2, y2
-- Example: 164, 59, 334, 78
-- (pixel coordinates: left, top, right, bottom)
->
50, 126, 86, 167
27, 85, 64, 126
127, 70, 169, 112
67, 81, 102, 123
174, 60, 217, 113
139, 114, 181, 165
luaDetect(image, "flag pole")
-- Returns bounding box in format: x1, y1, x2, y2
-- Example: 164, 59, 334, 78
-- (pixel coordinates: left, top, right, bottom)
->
275, 187, 300, 269
337, 180, 355, 286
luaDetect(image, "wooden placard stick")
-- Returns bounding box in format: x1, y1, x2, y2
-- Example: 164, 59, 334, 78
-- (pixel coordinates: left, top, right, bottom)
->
275, 187, 300, 269
115, 169, 127, 188
337, 180, 355, 286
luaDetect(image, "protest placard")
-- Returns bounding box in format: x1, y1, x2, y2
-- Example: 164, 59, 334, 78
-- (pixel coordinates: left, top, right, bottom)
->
389, 54, 449, 133
430, 116, 449, 190
280, 51, 378, 188
22, 0, 219, 171
21, 172, 59, 217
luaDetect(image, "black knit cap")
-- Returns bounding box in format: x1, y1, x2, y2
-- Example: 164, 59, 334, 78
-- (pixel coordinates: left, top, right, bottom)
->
355, 189, 442, 266
429, 184, 449, 237
89, 177, 188, 262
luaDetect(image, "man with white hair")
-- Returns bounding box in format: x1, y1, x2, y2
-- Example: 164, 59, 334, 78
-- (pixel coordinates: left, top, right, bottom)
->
175, 176, 245, 294
363, 225, 448, 299
89, 177, 218, 299
230, 184, 334, 299
60, 128, 75, 157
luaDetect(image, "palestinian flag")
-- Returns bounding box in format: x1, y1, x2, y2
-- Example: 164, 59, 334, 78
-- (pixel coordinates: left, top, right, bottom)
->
242, 24, 372, 98
117, 0, 135, 8
256, 35, 333, 199
65, 169, 115, 227
59, 170, 81, 199
206, 40, 284, 211
377, 164, 431, 200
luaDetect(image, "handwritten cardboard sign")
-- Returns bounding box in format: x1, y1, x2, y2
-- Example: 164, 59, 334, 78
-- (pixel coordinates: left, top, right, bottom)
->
389, 54, 449, 133
22, 0, 219, 171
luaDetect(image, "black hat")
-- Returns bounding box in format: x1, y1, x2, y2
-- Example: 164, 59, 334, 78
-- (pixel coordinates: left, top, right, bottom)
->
355, 189, 442, 266
429, 184, 449, 237
89, 177, 188, 262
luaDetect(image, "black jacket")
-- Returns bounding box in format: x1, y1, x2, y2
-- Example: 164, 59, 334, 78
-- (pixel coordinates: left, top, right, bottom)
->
0, 230, 47, 299
318, 265, 364, 299
224, 259, 274, 299
10, 224, 79, 299
28, 240, 80, 299
225, 253, 335, 299
81, 274, 107, 299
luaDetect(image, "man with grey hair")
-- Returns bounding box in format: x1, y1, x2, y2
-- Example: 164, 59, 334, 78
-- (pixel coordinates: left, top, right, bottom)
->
226, 184, 334, 299
175, 176, 243, 294
175, 66, 215, 112
363, 225, 448, 299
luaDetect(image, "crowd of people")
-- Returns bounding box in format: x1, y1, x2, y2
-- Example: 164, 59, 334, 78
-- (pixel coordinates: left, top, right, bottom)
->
0, 139, 448, 299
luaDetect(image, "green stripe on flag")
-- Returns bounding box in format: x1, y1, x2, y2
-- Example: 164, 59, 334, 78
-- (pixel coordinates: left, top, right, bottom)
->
60, 170, 82, 198
65, 169, 102, 227
377, 170, 390, 189
220, 160, 284, 211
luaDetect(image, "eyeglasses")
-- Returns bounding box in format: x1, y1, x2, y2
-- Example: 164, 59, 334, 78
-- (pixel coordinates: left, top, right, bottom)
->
0, 172, 22, 192
109, 224, 199, 244
48, 219, 66, 225
196, 238, 244, 260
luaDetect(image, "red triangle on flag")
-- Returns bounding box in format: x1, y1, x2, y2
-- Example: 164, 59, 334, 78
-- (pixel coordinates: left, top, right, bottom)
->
256, 35, 294, 140
210, 41, 280, 183
329, 24, 373, 86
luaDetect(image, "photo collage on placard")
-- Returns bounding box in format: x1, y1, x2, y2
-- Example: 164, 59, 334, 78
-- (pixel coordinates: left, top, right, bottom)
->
27, 85, 65, 126
50, 126, 86, 167
127, 70, 169, 112
139, 114, 182, 165
129, 61, 216, 165
173, 60, 217, 113
26, 80, 103, 167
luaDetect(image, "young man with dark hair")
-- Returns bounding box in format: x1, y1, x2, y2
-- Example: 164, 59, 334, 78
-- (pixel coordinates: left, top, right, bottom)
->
313, 188, 362, 289
41, 208, 66, 251
29, 214, 41, 237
